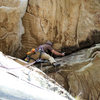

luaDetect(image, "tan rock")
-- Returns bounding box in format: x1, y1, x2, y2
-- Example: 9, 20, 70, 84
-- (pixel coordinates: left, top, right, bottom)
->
46, 45, 100, 100
67, 54, 100, 100
0, 0, 28, 55
0, 0, 100, 58
15, 0, 100, 58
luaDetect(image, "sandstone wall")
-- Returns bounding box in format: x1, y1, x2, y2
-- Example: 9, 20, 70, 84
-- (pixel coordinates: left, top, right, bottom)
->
47, 45, 100, 100
49, 56, 100, 100
16, 0, 100, 58
0, 0, 100, 57
0, 0, 28, 55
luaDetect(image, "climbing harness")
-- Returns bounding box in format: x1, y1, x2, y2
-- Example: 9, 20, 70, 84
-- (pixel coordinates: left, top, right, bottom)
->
37, 45, 44, 59
25, 45, 44, 62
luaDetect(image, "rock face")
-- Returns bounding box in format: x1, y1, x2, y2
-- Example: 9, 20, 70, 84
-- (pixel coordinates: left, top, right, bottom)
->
16, 0, 100, 58
0, 0, 100, 57
67, 56, 100, 100
0, 51, 75, 100
0, 1, 100, 99
0, 0, 28, 55
46, 44, 100, 100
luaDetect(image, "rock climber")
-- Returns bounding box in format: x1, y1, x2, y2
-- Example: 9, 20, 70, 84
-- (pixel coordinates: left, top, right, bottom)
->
25, 41, 65, 67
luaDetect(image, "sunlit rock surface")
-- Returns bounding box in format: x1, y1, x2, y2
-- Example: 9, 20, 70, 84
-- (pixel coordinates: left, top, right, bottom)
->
0, 0, 28, 55
46, 44, 100, 100
0, 51, 75, 100
16, 0, 100, 58
0, 0, 100, 57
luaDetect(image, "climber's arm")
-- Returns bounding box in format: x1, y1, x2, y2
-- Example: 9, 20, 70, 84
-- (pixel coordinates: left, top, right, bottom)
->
51, 49, 65, 56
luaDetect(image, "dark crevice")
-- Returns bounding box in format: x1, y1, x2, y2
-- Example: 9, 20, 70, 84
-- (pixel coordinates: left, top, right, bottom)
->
61, 30, 100, 56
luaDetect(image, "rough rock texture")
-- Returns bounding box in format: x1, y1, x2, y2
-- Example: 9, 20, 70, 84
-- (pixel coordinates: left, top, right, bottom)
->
46, 44, 100, 100
0, 51, 75, 100
16, 0, 100, 58
0, 0, 28, 55
0, 0, 100, 57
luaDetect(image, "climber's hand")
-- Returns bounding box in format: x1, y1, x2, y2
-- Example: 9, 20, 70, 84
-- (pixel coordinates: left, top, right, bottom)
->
61, 52, 65, 56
